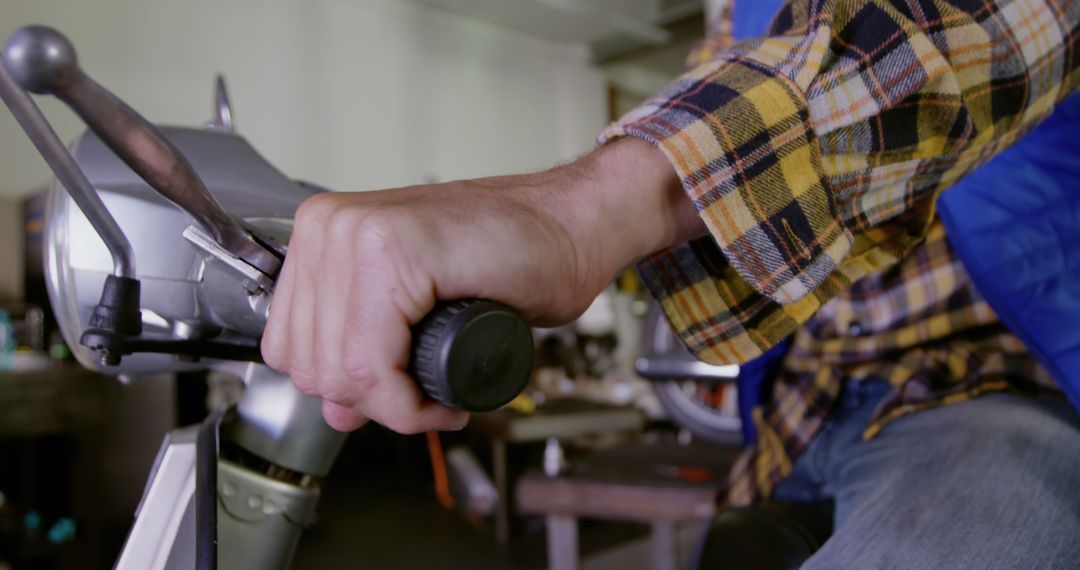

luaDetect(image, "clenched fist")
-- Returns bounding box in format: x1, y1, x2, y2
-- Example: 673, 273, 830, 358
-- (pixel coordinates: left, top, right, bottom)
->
261, 138, 703, 432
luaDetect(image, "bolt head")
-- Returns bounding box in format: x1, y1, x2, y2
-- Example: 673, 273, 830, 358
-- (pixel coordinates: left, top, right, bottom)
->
98, 349, 121, 367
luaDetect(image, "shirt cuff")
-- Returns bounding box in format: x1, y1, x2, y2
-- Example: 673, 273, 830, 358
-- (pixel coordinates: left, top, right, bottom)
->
601, 57, 852, 305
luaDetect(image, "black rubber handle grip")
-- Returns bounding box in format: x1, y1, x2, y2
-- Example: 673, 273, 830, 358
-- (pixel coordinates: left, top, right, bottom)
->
410, 299, 533, 412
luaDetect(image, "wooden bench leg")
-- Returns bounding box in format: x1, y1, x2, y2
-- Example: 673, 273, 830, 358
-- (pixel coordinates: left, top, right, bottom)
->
651, 521, 678, 570
546, 514, 579, 570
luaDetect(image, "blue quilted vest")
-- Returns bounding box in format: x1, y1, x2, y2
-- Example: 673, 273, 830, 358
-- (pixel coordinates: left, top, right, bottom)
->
937, 94, 1080, 411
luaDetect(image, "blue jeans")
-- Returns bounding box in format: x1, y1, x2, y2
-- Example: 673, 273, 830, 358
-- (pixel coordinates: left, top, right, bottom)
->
772, 379, 1080, 569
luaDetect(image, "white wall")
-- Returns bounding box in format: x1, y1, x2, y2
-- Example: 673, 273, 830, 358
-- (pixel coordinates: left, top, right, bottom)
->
0, 0, 608, 197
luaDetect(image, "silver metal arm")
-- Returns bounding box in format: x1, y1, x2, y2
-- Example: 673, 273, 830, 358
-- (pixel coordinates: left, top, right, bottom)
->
2, 25, 280, 278
0, 39, 136, 279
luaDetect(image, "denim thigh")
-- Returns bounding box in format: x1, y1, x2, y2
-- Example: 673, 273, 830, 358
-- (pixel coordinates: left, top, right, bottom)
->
776, 383, 1080, 569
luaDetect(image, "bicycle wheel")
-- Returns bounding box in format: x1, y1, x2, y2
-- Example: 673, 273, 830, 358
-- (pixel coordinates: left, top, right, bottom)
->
640, 303, 742, 445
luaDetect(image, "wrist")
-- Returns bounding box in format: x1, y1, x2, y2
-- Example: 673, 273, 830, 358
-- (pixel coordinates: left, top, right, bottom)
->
565, 137, 703, 280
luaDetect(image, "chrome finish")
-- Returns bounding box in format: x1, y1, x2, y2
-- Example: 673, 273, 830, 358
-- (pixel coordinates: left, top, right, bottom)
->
207, 75, 235, 132
0, 35, 135, 279
225, 364, 347, 477
171, 319, 218, 341
4, 25, 280, 278
635, 354, 739, 381
44, 126, 316, 374
200, 261, 272, 338
184, 225, 274, 294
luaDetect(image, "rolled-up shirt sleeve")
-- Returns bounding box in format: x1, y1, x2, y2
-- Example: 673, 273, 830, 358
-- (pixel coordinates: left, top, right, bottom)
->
601, 0, 1080, 364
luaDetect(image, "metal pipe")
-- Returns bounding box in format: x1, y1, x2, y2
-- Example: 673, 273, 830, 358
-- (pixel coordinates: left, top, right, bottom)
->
0, 46, 136, 279
225, 364, 347, 477
635, 354, 739, 382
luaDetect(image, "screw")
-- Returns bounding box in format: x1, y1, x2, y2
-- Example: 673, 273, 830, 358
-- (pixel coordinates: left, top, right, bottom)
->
98, 350, 121, 366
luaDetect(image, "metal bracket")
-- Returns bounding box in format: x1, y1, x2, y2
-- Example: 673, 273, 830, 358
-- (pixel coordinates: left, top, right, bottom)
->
217, 461, 320, 527
184, 225, 275, 295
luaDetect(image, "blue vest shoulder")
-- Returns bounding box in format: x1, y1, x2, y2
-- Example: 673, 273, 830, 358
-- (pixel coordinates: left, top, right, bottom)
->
938, 94, 1080, 411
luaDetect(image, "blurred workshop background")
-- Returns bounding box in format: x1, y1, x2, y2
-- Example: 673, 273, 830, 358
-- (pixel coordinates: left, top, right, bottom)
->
0, 1, 742, 569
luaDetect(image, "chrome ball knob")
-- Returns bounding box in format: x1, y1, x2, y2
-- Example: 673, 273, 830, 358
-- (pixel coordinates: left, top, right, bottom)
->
2, 25, 79, 94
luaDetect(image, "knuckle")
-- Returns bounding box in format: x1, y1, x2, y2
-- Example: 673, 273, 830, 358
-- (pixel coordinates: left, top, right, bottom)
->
352, 214, 399, 254
287, 363, 318, 395
318, 380, 358, 408
295, 192, 337, 224
341, 354, 377, 386
326, 207, 364, 242
293, 378, 320, 398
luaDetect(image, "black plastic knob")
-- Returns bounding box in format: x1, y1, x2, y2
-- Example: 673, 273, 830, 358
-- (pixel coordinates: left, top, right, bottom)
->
410, 299, 533, 412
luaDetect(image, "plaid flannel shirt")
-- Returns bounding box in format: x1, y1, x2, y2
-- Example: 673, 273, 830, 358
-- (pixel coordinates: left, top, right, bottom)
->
601, 0, 1079, 504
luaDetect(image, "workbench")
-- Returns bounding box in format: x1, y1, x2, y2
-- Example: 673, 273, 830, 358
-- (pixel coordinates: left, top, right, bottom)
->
469, 398, 646, 544
516, 439, 739, 570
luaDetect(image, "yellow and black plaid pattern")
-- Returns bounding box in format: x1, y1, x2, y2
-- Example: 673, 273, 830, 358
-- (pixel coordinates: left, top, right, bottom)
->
726, 222, 1057, 504
601, 0, 1078, 505
602, 0, 1080, 364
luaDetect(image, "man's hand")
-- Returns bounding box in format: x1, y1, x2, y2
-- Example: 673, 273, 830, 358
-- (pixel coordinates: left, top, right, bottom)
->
261, 138, 703, 432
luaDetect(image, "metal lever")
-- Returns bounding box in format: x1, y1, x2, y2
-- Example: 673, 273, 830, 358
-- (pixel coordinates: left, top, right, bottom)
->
0, 36, 135, 279
2, 25, 280, 278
